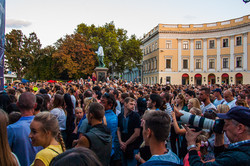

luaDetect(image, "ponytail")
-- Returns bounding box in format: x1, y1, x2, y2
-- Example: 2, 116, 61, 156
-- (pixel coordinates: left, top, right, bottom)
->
57, 132, 66, 152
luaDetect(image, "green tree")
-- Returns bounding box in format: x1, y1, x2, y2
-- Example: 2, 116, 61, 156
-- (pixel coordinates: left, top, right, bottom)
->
39, 46, 58, 80
5, 30, 36, 80
121, 35, 142, 70
24, 32, 43, 81
25, 45, 57, 81
53, 33, 96, 79
76, 22, 142, 74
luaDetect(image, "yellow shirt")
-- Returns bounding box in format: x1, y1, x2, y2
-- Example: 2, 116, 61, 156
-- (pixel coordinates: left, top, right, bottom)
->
31, 145, 63, 166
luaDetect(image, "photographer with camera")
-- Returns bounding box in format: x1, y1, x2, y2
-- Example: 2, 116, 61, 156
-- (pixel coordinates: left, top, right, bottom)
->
184, 106, 250, 166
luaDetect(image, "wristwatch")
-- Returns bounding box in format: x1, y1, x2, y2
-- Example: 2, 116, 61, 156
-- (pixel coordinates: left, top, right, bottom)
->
187, 144, 196, 151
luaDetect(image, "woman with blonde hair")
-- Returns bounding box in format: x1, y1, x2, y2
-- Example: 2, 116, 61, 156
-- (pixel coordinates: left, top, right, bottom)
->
217, 104, 230, 113
0, 109, 20, 166
30, 112, 65, 166
187, 98, 201, 110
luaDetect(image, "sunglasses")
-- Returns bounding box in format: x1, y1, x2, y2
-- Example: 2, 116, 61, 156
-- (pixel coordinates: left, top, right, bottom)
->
207, 109, 217, 115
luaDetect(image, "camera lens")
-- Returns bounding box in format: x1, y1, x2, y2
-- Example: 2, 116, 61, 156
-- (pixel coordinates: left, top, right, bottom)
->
179, 110, 215, 131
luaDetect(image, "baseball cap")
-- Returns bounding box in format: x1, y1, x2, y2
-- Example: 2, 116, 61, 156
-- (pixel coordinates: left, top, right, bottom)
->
212, 88, 222, 94
217, 106, 250, 127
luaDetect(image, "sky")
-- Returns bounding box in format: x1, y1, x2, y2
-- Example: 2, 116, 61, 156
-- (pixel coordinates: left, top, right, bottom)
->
5, 0, 250, 48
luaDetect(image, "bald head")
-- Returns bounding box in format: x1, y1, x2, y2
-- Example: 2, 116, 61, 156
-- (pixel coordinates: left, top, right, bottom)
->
17, 92, 36, 111
223, 90, 234, 102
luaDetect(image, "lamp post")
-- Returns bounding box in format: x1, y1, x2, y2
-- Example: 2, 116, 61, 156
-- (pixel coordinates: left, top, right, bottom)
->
109, 62, 113, 79
109, 62, 117, 80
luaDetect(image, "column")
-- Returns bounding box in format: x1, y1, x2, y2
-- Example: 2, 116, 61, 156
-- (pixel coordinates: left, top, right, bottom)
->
230, 36, 234, 71
178, 39, 182, 71
243, 33, 248, 71
155, 57, 157, 70
190, 39, 194, 72
203, 39, 207, 72
217, 38, 221, 72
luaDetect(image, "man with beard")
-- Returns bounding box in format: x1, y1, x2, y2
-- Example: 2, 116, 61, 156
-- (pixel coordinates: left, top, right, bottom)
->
199, 87, 216, 114
117, 97, 141, 166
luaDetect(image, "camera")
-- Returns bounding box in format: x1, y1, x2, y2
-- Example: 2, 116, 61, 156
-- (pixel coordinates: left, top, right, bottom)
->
179, 110, 225, 133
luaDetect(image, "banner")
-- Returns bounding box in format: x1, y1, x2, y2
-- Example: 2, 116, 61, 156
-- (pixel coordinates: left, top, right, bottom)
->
243, 0, 250, 3
0, 0, 5, 90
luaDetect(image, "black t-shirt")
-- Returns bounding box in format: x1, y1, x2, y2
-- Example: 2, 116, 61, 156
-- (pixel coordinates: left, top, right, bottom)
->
138, 145, 151, 165
118, 111, 141, 143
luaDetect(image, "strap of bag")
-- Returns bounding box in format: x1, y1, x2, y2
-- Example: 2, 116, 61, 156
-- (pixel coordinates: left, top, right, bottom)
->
48, 148, 60, 155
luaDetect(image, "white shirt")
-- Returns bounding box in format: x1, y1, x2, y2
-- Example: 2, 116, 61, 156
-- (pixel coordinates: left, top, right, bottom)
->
70, 95, 76, 114
202, 103, 217, 114
50, 108, 66, 130
225, 99, 237, 109
165, 103, 173, 121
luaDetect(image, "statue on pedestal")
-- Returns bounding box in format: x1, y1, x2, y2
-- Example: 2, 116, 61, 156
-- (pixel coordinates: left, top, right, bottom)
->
95, 43, 105, 67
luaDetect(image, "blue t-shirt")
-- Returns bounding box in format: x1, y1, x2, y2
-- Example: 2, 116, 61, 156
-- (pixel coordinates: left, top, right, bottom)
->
105, 109, 119, 156
7, 116, 43, 166
142, 149, 182, 166
213, 99, 225, 107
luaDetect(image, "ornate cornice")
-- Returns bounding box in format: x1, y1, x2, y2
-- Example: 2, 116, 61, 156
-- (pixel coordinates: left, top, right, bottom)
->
159, 22, 250, 34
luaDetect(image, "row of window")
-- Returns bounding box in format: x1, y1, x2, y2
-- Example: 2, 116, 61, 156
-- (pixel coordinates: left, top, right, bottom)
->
143, 58, 157, 71
165, 57, 242, 69
144, 41, 158, 55
144, 76, 158, 84
143, 36, 243, 56
166, 36, 242, 50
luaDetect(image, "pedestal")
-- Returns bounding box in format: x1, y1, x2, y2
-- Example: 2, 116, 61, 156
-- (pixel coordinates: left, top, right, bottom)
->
95, 67, 108, 83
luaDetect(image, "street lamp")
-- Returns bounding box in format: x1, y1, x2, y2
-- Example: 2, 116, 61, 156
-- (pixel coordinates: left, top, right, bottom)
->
109, 62, 113, 79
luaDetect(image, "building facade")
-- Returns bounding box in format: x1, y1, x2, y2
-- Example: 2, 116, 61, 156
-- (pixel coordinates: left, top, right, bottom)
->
142, 15, 250, 85
122, 67, 142, 83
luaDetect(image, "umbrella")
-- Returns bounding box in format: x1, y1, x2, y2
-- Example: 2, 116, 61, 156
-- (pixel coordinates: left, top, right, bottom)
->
47, 80, 57, 83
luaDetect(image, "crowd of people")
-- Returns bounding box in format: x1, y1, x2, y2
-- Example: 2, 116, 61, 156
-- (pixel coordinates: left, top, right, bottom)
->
0, 79, 250, 166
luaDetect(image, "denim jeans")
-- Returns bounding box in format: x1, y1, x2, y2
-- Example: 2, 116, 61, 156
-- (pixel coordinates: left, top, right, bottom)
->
121, 149, 139, 166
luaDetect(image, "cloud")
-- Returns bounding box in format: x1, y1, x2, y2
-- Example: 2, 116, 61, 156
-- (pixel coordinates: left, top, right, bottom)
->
6, 19, 32, 28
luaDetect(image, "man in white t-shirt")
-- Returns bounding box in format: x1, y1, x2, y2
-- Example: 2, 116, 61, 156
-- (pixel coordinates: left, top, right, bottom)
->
223, 90, 236, 109
212, 88, 225, 107
68, 88, 76, 114
199, 87, 216, 114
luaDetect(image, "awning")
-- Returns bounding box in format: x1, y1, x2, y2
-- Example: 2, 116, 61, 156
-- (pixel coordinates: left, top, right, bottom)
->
236, 73, 243, 78
195, 74, 202, 78
222, 74, 229, 78
182, 74, 189, 78
208, 75, 215, 78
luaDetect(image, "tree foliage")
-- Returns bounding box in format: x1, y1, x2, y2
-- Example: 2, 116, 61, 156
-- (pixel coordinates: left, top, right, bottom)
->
5, 22, 142, 81
76, 22, 142, 73
25, 45, 57, 81
53, 33, 96, 79
5, 30, 40, 80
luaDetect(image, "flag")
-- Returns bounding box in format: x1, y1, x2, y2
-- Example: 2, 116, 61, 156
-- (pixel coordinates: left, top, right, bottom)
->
0, 0, 5, 90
